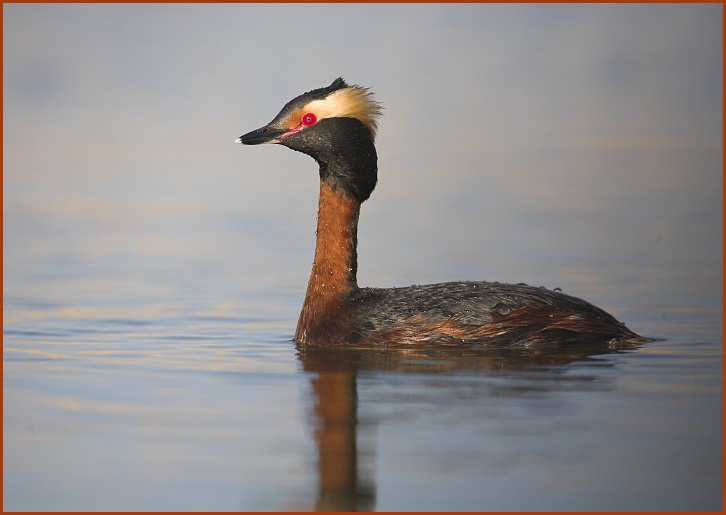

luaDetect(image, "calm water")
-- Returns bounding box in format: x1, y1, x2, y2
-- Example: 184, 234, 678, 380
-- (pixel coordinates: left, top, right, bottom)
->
3, 188, 722, 511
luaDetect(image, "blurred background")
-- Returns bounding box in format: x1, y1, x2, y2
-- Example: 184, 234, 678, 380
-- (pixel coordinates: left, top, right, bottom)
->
3, 4, 722, 511
5, 4, 722, 309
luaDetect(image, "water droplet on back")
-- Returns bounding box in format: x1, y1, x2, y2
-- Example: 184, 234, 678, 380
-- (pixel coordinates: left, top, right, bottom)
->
492, 303, 511, 315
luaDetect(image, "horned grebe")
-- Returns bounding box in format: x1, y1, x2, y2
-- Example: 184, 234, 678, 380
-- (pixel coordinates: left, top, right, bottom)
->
237, 78, 647, 348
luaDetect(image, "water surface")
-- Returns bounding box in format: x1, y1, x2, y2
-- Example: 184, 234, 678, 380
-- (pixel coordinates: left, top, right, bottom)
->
3, 195, 722, 510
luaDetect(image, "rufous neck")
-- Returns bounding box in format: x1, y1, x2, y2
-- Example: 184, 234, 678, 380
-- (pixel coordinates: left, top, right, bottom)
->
308, 181, 360, 292
296, 182, 360, 344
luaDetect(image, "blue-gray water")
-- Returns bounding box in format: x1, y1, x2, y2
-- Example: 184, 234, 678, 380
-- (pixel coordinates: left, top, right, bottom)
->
3, 218, 722, 510
3, 3, 722, 511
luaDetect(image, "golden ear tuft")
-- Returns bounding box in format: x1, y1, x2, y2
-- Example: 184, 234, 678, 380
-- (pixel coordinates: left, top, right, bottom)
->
331, 85, 383, 139
305, 85, 383, 139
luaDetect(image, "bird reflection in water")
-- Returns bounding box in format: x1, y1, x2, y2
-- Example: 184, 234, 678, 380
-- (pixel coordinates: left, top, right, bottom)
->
310, 370, 374, 511
298, 341, 645, 511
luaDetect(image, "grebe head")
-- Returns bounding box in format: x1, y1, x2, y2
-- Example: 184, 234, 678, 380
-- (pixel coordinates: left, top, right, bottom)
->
237, 78, 383, 202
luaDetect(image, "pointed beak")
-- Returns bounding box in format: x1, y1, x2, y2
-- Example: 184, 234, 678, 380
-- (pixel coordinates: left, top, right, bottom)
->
235, 125, 288, 145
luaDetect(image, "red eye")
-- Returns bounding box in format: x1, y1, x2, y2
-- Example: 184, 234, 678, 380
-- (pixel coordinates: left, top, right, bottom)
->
301, 113, 317, 126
